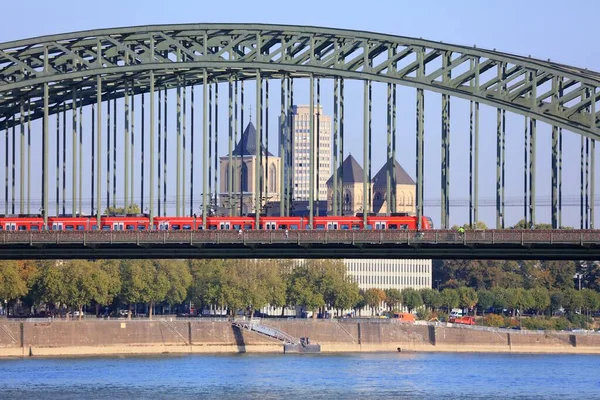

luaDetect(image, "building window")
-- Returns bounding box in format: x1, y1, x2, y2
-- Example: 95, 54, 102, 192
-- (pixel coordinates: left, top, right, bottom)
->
241, 162, 249, 192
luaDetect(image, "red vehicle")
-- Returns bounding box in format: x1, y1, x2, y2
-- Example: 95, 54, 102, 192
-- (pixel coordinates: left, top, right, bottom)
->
0, 213, 433, 232
449, 316, 476, 325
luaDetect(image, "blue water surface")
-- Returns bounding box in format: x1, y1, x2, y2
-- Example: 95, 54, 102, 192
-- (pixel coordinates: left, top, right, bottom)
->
0, 353, 599, 399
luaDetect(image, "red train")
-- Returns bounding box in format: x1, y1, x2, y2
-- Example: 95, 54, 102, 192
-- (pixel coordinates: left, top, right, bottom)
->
0, 214, 433, 232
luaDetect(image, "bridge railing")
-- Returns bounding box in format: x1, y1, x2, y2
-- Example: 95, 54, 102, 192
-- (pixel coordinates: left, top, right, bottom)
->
2, 229, 600, 246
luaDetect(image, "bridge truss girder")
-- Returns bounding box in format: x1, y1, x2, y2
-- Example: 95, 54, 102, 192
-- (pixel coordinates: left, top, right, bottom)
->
0, 23, 598, 140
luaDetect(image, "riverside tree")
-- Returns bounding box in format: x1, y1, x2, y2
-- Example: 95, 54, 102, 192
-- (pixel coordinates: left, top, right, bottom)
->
0, 261, 28, 317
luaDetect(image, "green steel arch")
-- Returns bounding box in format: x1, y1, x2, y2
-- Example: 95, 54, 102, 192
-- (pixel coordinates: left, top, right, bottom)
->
0, 23, 598, 138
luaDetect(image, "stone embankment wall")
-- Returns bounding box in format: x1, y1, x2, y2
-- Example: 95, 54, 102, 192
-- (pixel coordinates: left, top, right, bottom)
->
0, 319, 599, 357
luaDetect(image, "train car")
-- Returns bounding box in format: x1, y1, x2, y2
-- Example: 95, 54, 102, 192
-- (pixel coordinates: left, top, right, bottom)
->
0, 215, 44, 231
48, 216, 93, 231
0, 214, 434, 232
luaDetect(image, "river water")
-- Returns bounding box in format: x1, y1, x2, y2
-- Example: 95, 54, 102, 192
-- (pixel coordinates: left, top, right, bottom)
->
0, 353, 598, 399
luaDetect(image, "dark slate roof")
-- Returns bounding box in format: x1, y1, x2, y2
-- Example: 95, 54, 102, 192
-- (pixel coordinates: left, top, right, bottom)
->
231, 122, 275, 157
371, 160, 415, 186
326, 154, 364, 185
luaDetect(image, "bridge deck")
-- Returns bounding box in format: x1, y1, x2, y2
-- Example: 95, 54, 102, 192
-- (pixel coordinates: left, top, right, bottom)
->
1, 230, 599, 260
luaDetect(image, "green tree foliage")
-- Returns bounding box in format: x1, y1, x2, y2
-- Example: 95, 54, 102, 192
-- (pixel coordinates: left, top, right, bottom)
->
0, 261, 29, 316
562, 289, 584, 313
363, 288, 386, 315
104, 203, 141, 215
457, 287, 478, 314
581, 289, 600, 315
439, 288, 459, 312
385, 289, 403, 311
287, 265, 325, 317
401, 288, 423, 313
161, 260, 192, 306
420, 288, 441, 312
529, 287, 551, 315
476, 290, 494, 314
542, 260, 576, 291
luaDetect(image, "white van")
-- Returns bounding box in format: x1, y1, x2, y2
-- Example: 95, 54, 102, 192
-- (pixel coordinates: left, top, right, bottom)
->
449, 308, 464, 318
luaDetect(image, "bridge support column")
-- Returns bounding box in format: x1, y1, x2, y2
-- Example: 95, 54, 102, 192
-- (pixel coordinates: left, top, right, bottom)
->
113, 91, 117, 210
124, 82, 130, 213
72, 91, 77, 217
441, 51, 451, 229
106, 96, 111, 212
141, 93, 145, 215
552, 124, 559, 229
231, 76, 235, 217
339, 78, 345, 216
176, 72, 181, 217
469, 57, 480, 228
148, 68, 155, 227
27, 100, 31, 215
20, 101, 25, 216
529, 71, 537, 229
202, 68, 208, 228
309, 73, 314, 228
91, 104, 95, 220
163, 85, 168, 216
56, 104, 60, 216
392, 81, 397, 214
157, 88, 162, 217
363, 78, 369, 228
214, 82, 219, 215
183, 84, 187, 217
239, 79, 244, 217
190, 84, 195, 217
95, 72, 102, 228
130, 84, 135, 214
255, 69, 262, 228
416, 48, 425, 230
386, 81, 392, 217
43, 51, 49, 228
208, 80, 213, 215
316, 78, 320, 217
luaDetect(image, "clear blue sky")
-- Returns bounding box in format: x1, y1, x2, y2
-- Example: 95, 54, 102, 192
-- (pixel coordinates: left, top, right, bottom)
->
1, 0, 598, 228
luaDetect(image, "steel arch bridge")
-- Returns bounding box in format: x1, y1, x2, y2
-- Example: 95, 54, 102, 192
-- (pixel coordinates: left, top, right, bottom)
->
0, 23, 599, 259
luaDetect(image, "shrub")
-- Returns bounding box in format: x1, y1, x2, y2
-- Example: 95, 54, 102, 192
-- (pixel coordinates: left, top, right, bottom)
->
416, 308, 432, 321
484, 314, 505, 327
553, 317, 571, 331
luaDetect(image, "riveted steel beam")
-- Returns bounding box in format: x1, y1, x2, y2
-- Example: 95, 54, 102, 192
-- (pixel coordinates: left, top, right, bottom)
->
1, 24, 599, 141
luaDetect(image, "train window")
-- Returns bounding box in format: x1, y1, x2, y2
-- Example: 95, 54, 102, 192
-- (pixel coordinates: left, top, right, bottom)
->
279, 224, 287, 229
65, 225, 74, 231
126, 225, 135, 231
77, 225, 85, 231
244, 224, 252, 230
365, 224, 373, 230
352, 224, 360, 230
102, 225, 110, 231
316, 224, 325, 230
183, 225, 191, 230
389, 224, 398, 230
137, 225, 146, 231
341, 224, 349, 230
19, 225, 27, 231
31, 226, 39, 231
0, 226, 3, 231
290, 224, 299, 230
233, 224, 241, 230
400, 224, 409, 230
172, 224, 181, 231
209, 224, 218, 230
92, 225, 98, 231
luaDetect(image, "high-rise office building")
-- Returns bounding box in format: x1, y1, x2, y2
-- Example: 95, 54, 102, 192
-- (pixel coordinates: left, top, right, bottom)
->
279, 105, 331, 201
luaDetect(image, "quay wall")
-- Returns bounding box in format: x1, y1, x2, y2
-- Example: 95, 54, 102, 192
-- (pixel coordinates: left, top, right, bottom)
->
0, 319, 599, 357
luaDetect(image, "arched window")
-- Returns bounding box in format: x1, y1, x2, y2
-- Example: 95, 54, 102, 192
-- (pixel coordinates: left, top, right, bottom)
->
269, 164, 277, 193
343, 190, 352, 212
241, 162, 248, 192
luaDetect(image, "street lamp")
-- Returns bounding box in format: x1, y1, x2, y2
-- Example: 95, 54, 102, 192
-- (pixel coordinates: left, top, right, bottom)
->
435, 279, 441, 291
